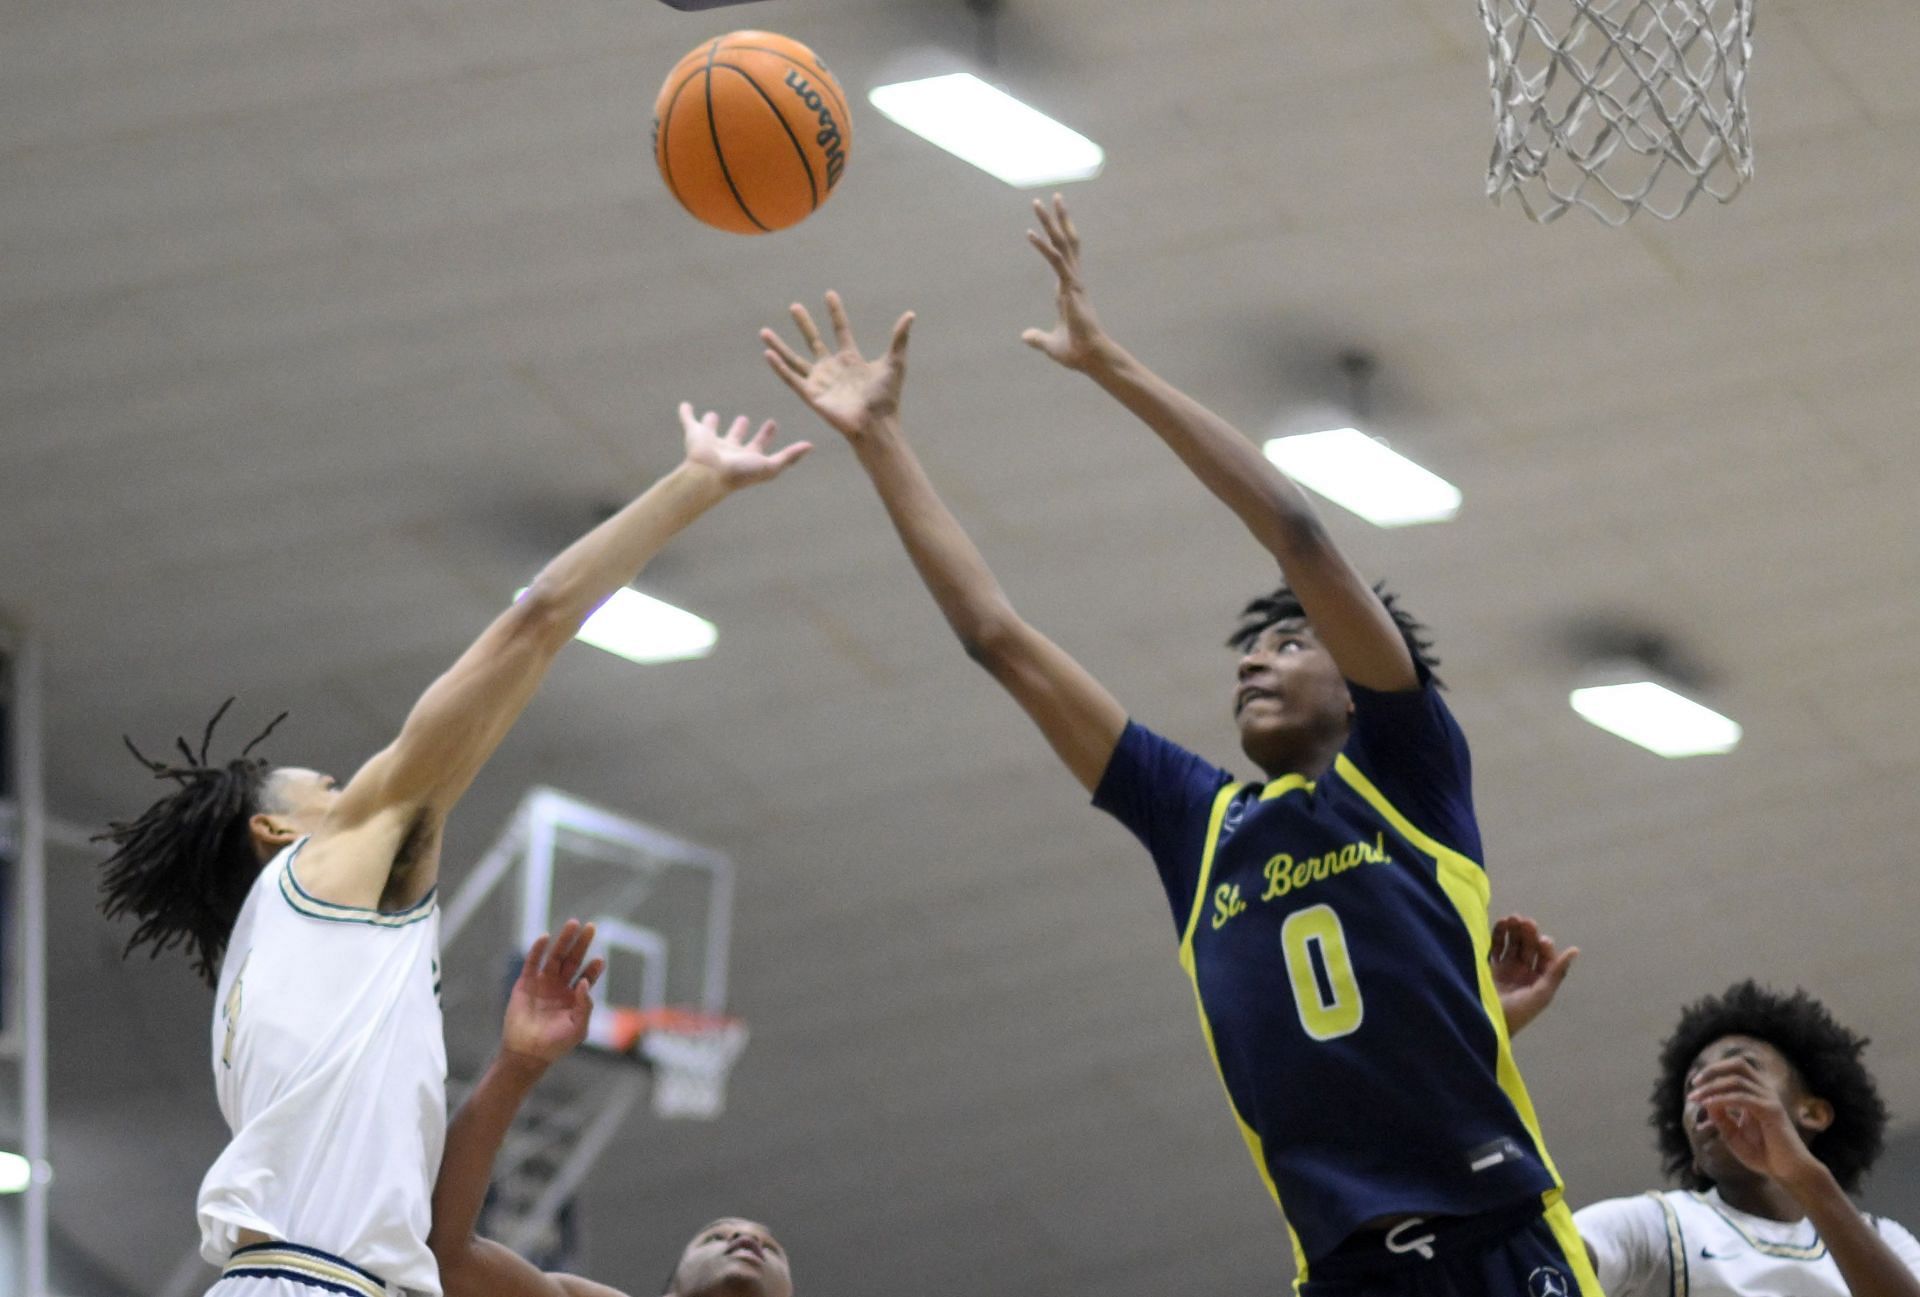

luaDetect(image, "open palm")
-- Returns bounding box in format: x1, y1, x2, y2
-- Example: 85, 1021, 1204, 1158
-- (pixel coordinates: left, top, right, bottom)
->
761, 291, 914, 440
502, 920, 605, 1067
679, 403, 811, 488
1021, 193, 1107, 371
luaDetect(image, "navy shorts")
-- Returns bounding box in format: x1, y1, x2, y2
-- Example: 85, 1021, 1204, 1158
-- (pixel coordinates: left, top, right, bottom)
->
1299, 1196, 1602, 1297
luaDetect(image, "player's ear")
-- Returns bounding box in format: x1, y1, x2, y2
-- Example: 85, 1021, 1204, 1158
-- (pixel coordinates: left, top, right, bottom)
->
1797, 1094, 1836, 1135
249, 812, 300, 860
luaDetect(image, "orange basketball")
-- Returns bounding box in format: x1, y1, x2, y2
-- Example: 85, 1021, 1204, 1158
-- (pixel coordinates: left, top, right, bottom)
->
653, 31, 852, 235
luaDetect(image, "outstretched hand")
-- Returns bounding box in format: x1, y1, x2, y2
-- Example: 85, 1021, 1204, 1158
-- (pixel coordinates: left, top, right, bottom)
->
679, 403, 812, 489
501, 920, 606, 1068
1490, 915, 1578, 1037
761, 292, 914, 441
1021, 194, 1109, 371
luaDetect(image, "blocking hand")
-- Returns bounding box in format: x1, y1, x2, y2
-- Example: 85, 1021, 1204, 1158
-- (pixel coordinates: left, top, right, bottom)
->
1020, 194, 1109, 372
501, 919, 606, 1068
761, 291, 915, 440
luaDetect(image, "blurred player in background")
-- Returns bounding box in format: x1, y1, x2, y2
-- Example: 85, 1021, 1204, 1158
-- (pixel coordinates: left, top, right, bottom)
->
97, 405, 808, 1297
1575, 980, 1920, 1297
429, 922, 794, 1297
760, 198, 1599, 1296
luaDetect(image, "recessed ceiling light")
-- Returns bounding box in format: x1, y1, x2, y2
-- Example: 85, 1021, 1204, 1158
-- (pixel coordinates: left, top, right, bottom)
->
515, 588, 716, 665
1262, 428, 1462, 528
0, 1152, 32, 1195
868, 73, 1105, 188
1569, 681, 1742, 757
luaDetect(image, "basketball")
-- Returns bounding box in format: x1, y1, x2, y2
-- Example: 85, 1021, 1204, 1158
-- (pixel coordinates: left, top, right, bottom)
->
653, 31, 852, 235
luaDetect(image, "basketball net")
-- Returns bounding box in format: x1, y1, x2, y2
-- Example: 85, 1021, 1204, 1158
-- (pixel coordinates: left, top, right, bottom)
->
1478, 0, 1754, 224
583, 1007, 747, 1120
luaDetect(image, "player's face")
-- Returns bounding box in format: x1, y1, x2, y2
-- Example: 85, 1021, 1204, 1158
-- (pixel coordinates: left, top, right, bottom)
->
1232, 620, 1354, 775
265, 767, 341, 833
1681, 1034, 1806, 1183
671, 1218, 792, 1297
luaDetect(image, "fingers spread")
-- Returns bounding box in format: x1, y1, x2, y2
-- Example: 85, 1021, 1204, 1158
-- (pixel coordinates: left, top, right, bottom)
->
791, 303, 828, 357
1028, 230, 1069, 277
522, 934, 551, 980
768, 441, 814, 472
748, 419, 777, 452
725, 415, 751, 444
825, 291, 857, 352
1056, 194, 1080, 251
888, 311, 915, 363
765, 350, 811, 399
761, 329, 811, 378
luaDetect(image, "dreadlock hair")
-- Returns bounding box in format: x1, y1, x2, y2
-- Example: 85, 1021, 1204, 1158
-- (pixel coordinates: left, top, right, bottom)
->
1227, 581, 1441, 686
95, 699, 288, 988
1652, 979, 1888, 1194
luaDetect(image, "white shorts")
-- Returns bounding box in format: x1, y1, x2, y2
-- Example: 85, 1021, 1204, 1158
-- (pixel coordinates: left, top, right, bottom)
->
211, 1242, 401, 1297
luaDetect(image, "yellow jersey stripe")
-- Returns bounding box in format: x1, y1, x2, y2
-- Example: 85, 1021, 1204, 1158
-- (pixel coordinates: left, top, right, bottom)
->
1330, 754, 1567, 1191
1178, 784, 1311, 1284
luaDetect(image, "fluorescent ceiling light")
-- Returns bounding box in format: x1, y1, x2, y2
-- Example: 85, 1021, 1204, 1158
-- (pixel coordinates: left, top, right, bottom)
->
868, 73, 1104, 188
1569, 682, 1742, 757
1262, 427, 1462, 528
516, 588, 716, 665
0, 1152, 31, 1194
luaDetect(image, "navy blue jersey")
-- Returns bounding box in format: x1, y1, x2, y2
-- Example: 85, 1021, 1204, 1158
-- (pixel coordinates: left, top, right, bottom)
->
1093, 678, 1564, 1268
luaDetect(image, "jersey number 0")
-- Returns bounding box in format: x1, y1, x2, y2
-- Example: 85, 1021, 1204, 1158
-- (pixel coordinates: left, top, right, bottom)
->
1281, 904, 1364, 1040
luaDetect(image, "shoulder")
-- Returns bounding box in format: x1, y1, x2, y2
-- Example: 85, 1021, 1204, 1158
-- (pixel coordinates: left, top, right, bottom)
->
1869, 1212, 1920, 1267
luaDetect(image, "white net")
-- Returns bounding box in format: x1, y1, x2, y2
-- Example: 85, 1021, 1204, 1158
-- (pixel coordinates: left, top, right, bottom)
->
640, 1018, 748, 1120
1478, 0, 1755, 224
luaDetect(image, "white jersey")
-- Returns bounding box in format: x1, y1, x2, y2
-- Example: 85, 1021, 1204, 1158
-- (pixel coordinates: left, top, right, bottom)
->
198, 840, 447, 1296
1576, 1187, 1920, 1297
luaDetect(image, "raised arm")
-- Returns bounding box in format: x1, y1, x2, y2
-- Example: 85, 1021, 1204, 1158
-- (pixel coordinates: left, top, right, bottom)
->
1023, 196, 1417, 693
761, 294, 1126, 792
301, 408, 810, 908
430, 923, 625, 1297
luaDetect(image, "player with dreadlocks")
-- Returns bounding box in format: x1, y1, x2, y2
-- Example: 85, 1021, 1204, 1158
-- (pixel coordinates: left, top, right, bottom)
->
97, 403, 809, 1297
759, 196, 1598, 1297
1573, 980, 1920, 1297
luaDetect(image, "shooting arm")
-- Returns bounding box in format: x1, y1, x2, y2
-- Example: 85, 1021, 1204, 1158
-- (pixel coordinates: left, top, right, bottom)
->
1082, 343, 1415, 691
851, 416, 1126, 792
1024, 197, 1417, 692
312, 411, 805, 907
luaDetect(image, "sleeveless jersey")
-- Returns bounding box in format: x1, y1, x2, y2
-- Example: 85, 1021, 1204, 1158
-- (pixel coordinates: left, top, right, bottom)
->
1092, 676, 1563, 1269
198, 839, 446, 1295
1576, 1187, 1920, 1296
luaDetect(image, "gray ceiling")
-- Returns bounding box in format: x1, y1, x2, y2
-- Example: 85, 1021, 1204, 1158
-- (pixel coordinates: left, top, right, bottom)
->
9, 0, 1920, 1292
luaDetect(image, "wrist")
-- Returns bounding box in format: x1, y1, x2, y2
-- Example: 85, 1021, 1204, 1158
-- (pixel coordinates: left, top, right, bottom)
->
849, 413, 905, 455
490, 1048, 553, 1089
1080, 333, 1130, 381
1780, 1155, 1841, 1203
668, 458, 741, 504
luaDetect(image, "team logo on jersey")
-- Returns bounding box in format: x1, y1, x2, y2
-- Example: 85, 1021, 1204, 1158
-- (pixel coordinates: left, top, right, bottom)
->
1526, 1265, 1572, 1297
1260, 833, 1388, 901
1211, 882, 1248, 930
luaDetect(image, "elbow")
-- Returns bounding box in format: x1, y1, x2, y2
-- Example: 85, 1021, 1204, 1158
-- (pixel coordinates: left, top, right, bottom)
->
958, 612, 1024, 674
509, 583, 580, 649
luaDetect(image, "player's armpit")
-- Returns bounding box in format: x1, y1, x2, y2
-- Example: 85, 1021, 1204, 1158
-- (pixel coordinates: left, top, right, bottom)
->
969, 617, 1127, 793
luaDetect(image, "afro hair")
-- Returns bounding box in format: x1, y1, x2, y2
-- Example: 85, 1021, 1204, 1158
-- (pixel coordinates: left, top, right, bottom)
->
1651, 979, 1888, 1193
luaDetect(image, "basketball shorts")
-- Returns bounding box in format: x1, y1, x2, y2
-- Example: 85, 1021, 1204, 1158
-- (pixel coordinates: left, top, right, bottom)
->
209, 1241, 408, 1297
1299, 1195, 1602, 1297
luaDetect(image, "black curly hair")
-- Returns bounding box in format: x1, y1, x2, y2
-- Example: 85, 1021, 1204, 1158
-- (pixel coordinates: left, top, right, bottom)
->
1652, 979, 1888, 1193
96, 700, 288, 987
1227, 581, 1441, 686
